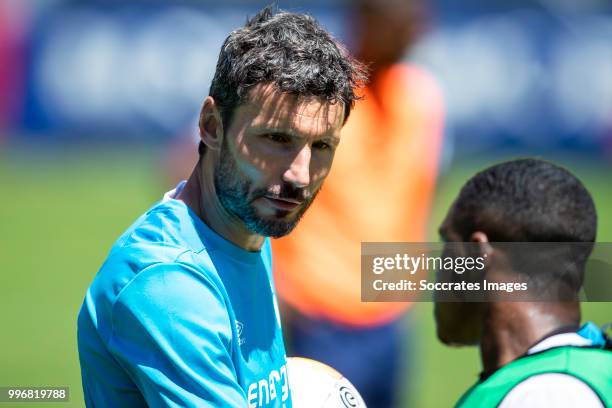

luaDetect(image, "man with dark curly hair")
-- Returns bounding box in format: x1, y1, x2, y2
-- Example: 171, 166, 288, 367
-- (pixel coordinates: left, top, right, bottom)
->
77, 6, 366, 407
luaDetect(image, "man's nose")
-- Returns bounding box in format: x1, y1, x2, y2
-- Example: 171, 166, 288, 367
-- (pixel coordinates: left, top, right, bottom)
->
282, 145, 311, 188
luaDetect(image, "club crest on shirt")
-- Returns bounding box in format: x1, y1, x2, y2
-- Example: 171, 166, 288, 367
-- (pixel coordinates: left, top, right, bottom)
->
235, 320, 246, 346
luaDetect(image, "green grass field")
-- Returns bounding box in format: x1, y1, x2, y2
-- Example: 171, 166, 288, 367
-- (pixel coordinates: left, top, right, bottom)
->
0, 146, 609, 407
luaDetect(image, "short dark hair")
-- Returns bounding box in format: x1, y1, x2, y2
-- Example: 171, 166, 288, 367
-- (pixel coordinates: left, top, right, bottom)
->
199, 6, 367, 155
449, 158, 597, 292
450, 158, 597, 244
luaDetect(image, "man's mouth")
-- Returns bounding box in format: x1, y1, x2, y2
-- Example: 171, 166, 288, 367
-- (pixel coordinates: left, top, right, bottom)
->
262, 196, 303, 211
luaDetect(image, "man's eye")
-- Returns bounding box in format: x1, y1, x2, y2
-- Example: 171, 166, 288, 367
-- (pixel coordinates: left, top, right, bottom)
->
264, 133, 289, 143
313, 141, 331, 150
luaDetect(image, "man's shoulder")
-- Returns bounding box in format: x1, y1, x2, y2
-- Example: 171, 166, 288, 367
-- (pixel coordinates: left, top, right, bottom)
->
82, 200, 223, 331
95, 236, 218, 304
81, 244, 226, 344
457, 344, 612, 408
103, 201, 205, 275
116, 199, 204, 252
499, 373, 604, 408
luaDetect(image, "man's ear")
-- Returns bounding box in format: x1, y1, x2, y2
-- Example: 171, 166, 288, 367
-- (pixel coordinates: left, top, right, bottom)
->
470, 231, 494, 264
199, 96, 224, 151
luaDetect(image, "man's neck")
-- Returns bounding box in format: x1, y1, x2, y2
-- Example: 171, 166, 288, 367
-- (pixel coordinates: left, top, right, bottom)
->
177, 159, 265, 252
479, 302, 580, 375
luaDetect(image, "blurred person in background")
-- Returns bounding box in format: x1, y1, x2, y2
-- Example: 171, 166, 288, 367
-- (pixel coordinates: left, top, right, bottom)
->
77, 7, 366, 407
436, 158, 612, 407
272, 0, 445, 407
0, 0, 28, 137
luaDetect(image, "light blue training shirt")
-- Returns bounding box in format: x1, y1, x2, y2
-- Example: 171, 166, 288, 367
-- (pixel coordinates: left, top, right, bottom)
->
78, 182, 292, 407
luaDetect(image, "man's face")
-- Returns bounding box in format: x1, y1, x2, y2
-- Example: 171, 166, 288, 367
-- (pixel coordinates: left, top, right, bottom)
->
214, 84, 344, 238
434, 207, 484, 346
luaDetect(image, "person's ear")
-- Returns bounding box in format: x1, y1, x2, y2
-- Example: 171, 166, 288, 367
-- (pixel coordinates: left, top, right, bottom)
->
470, 231, 494, 259
199, 96, 224, 151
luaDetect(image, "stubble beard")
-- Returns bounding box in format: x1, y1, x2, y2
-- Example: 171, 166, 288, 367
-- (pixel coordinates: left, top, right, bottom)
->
213, 140, 318, 238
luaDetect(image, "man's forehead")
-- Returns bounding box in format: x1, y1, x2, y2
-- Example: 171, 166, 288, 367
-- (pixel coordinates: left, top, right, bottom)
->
239, 84, 345, 134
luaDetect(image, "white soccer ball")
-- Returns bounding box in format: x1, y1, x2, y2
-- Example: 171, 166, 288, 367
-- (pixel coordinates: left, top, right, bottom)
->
287, 357, 367, 408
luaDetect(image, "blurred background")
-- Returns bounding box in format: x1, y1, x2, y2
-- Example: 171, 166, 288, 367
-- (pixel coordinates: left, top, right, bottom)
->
1, 0, 610, 407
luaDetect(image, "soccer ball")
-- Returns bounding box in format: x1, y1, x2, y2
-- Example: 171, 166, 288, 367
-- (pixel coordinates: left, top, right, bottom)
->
287, 357, 367, 408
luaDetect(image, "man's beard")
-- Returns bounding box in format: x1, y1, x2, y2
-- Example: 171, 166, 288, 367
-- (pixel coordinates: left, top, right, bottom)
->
213, 140, 318, 238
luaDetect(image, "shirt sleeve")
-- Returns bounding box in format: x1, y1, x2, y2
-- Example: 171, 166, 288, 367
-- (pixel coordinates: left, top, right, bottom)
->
107, 262, 247, 408
499, 373, 604, 408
